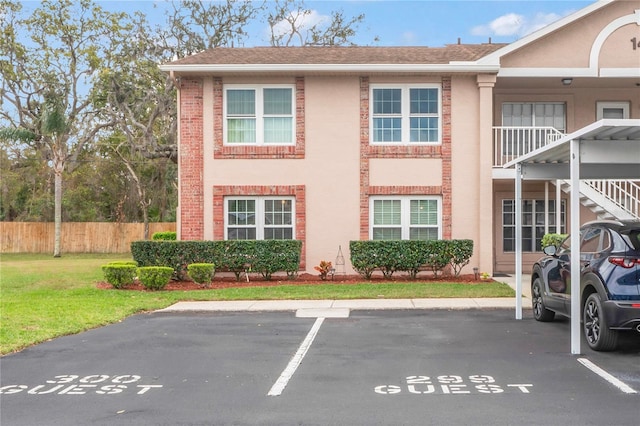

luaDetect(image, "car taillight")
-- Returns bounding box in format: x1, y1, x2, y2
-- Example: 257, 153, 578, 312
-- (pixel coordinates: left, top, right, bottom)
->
608, 256, 640, 268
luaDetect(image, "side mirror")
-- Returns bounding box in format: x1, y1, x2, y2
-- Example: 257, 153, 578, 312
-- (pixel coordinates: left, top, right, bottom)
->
543, 245, 557, 256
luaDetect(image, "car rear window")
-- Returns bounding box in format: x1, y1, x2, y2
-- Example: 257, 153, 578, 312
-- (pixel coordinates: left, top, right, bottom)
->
625, 230, 640, 250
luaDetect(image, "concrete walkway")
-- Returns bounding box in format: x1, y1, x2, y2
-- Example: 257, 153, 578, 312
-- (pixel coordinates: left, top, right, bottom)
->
158, 274, 533, 314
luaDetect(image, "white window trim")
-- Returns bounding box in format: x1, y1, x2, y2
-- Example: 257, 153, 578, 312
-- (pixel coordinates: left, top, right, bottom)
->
596, 101, 630, 120
501, 102, 566, 132
369, 196, 442, 240
224, 196, 295, 240
369, 84, 442, 145
502, 199, 566, 253
223, 84, 296, 146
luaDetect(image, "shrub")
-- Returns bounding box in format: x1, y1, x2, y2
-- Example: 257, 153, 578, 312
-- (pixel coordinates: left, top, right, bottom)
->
131, 240, 302, 281
350, 239, 475, 278
131, 240, 222, 280
187, 263, 215, 287
375, 240, 403, 278
105, 260, 138, 267
137, 266, 173, 290
396, 241, 429, 279
541, 233, 567, 250
220, 240, 254, 280
152, 231, 177, 241
252, 240, 302, 280
446, 239, 474, 277
349, 241, 377, 279
101, 263, 137, 289
423, 240, 450, 277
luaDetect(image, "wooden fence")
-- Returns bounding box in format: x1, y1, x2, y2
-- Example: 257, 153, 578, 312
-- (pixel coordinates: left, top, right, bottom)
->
0, 222, 176, 254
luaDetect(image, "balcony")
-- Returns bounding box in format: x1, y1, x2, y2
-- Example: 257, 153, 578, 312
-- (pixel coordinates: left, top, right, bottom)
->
493, 126, 565, 168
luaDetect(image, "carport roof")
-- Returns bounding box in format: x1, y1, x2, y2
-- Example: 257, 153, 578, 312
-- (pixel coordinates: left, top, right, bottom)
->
504, 119, 640, 180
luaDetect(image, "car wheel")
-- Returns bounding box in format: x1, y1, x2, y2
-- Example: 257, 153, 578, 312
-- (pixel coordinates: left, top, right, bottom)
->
532, 277, 555, 322
583, 293, 618, 351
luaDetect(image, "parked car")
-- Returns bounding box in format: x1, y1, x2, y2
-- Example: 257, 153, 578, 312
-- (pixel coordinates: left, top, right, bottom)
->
531, 220, 640, 351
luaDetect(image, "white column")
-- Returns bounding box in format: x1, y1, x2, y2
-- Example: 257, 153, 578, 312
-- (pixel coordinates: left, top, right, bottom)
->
477, 74, 497, 274
570, 139, 581, 355
544, 181, 549, 235
556, 180, 562, 234
515, 163, 523, 320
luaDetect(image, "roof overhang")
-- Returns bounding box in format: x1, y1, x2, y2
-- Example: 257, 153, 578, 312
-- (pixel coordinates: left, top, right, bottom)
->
159, 63, 500, 74
504, 119, 640, 180
496, 67, 640, 78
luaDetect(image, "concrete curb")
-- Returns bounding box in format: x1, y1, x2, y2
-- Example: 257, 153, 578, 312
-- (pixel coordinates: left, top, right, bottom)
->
157, 297, 532, 313
156, 274, 532, 314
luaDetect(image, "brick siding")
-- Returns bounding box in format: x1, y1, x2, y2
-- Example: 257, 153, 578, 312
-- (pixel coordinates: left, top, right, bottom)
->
179, 78, 204, 240
359, 76, 452, 239
212, 185, 307, 269
213, 77, 306, 159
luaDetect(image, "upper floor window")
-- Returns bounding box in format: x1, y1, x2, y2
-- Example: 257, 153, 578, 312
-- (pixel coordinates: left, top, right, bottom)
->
501, 103, 566, 155
371, 85, 441, 144
597, 101, 629, 120
502, 102, 565, 133
225, 196, 294, 240
224, 85, 295, 145
370, 196, 441, 240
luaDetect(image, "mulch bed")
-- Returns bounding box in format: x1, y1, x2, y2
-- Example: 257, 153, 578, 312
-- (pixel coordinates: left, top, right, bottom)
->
96, 273, 494, 291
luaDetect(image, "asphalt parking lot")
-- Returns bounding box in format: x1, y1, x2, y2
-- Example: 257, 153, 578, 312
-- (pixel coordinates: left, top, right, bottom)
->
1, 308, 639, 426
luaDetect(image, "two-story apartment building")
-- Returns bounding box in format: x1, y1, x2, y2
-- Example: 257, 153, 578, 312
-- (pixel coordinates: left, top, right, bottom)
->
160, 0, 640, 276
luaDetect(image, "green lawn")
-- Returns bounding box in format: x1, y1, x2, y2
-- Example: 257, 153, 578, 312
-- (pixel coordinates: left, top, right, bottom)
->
0, 253, 514, 355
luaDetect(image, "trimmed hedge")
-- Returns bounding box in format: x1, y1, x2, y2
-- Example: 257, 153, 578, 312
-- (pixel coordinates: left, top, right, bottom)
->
187, 263, 215, 287
349, 239, 474, 279
101, 263, 137, 289
152, 231, 177, 241
424, 240, 450, 278
131, 240, 302, 281
137, 266, 173, 290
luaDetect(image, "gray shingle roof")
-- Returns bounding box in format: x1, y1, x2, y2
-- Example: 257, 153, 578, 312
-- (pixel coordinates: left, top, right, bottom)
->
167, 44, 507, 66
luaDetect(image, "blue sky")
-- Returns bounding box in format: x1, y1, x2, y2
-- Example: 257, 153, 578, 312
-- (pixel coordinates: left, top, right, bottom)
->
19, 0, 595, 47
295, 0, 594, 46
101, 0, 595, 47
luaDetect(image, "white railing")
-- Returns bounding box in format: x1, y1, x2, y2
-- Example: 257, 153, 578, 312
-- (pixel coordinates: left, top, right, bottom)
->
583, 180, 640, 220
493, 126, 565, 167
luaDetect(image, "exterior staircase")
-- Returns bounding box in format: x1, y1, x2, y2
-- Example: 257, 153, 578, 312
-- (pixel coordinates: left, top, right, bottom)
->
558, 180, 640, 221
493, 125, 640, 222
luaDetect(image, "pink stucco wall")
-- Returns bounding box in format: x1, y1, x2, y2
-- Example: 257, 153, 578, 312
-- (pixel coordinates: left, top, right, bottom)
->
174, 0, 639, 276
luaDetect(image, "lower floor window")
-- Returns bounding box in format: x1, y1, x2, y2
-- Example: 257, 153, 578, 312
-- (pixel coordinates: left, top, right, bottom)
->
370, 196, 441, 240
502, 199, 566, 252
225, 196, 294, 240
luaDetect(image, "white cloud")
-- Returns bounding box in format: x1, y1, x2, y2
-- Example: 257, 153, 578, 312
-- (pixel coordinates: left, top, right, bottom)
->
471, 13, 524, 37
471, 11, 564, 38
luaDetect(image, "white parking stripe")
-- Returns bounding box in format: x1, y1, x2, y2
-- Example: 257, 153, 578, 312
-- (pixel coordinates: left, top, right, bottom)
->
268, 317, 325, 397
577, 358, 637, 394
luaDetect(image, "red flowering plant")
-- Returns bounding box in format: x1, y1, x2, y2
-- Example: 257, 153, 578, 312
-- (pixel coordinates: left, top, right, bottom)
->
314, 260, 333, 281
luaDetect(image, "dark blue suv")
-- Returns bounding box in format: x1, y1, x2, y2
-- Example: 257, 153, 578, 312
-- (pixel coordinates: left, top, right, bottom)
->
531, 220, 640, 351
